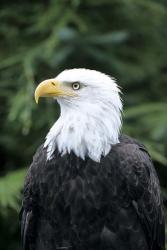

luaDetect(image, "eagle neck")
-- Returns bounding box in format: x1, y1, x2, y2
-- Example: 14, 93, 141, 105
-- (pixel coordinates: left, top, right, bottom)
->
44, 101, 122, 162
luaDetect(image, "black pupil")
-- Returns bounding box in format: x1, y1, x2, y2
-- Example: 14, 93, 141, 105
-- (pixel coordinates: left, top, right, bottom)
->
74, 83, 79, 89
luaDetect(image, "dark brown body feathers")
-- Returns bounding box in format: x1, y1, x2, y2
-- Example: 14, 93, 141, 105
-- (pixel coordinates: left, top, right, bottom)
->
21, 135, 165, 250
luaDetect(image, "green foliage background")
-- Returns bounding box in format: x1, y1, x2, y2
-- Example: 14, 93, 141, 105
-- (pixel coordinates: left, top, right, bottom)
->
0, 0, 167, 249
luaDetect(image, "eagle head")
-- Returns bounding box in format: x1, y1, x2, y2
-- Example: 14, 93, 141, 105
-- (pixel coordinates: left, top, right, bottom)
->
35, 68, 122, 162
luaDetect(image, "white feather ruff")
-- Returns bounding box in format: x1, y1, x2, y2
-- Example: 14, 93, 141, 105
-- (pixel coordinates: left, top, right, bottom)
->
44, 69, 122, 162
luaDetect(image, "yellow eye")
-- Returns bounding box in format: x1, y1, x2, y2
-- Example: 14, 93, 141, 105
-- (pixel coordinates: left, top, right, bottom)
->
72, 82, 80, 90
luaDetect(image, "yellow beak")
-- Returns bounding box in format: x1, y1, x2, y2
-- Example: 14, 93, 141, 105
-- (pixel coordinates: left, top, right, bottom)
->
34, 79, 66, 104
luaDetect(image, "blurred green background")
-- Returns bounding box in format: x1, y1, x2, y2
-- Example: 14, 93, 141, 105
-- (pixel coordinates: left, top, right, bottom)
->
0, 0, 167, 249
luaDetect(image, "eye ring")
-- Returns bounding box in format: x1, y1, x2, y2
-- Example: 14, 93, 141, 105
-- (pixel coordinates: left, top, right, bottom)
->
72, 82, 80, 90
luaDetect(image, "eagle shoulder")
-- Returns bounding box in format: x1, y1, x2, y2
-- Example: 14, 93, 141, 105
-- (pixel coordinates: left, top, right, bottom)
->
20, 144, 45, 250
111, 138, 165, 250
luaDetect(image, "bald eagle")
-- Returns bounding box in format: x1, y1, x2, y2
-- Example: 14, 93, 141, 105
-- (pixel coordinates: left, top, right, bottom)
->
21, 69, 165, 250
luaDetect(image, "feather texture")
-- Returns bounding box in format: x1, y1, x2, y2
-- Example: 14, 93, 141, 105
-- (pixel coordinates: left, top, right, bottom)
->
21, 135, 165, 250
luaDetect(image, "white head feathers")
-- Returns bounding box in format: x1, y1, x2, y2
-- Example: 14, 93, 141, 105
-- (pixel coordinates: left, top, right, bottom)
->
44, 68, 122, 162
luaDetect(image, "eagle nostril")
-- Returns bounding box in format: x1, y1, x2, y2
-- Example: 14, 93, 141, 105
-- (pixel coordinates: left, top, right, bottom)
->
51, 82, 56, 86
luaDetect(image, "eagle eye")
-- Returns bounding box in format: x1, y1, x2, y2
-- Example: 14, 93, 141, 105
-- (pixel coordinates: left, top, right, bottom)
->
72, 82, 80, 90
